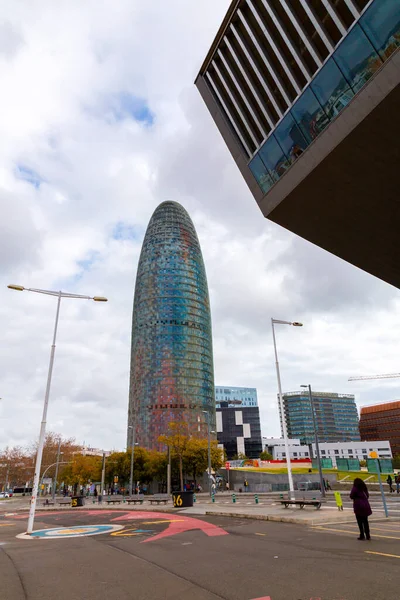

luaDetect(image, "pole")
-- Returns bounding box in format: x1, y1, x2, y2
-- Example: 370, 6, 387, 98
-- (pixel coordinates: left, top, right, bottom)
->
271, 319, 295, 498
27, 292, 62, 534
52, 438, 62, 501
129, 428, 135, 496
207, 414, 212, 497
167, 446, 171, 495
376, 458, 389, 517
227, 467, 230, 490
307, 385, 325, 498
101, 452, 106, 496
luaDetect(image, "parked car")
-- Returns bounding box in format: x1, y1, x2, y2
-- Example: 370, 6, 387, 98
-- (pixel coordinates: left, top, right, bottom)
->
0, 492, 10, 498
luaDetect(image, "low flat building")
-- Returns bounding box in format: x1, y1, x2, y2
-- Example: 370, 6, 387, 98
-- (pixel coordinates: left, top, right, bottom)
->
311, 440, 392, 468
217, 401, 262, 459
263, 436, 310, 460
359, 401, 400, 456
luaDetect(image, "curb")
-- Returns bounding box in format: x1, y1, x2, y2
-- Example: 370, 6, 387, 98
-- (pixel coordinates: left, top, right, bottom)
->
204, 510, 357, 526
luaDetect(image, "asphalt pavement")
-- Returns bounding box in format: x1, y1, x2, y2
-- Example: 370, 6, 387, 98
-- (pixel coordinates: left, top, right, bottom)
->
1, 505, 400, 600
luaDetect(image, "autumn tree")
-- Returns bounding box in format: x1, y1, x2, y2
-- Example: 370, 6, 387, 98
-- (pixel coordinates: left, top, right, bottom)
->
28, 432, 80, 480
60, 455, 101, 489
183, 438, 224, 485
159, 421, 190, 491
0, 446, 32, 490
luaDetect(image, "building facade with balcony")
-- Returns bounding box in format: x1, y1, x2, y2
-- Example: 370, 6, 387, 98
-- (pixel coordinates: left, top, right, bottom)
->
196, 0, 400, 288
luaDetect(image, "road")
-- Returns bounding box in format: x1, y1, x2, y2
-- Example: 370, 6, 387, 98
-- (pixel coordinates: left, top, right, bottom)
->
1, 507, 400, 600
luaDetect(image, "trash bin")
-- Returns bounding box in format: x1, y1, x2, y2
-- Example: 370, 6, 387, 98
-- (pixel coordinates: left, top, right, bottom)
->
172, 491, 194, 508
71, 496, 85, 507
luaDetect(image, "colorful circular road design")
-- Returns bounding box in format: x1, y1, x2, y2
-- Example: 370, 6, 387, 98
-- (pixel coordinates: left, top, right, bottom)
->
17, 524, 124, 540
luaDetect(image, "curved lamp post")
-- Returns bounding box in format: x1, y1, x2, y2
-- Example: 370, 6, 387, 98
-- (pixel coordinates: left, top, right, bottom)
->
8, 285, 107, 533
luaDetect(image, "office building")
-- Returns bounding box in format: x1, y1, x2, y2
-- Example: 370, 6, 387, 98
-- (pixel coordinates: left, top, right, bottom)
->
263, 436, 310, 459
196, 0, 400, 288
359, 401, 400, 456
282, 390, 360, 445
217, 402, 262, 459
128, 201, 215, 450
215, 385, 258, 407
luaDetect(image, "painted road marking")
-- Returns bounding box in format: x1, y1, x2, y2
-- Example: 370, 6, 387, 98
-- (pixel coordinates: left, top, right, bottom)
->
365, 551, 400, 559
111, 511, 228, 543
255, 533, 267, 536
250, 596, 271, 599
17, 524, 124, 540
312, 526, 400, 540
111, 528, 154, 538
140, 520, 186, 524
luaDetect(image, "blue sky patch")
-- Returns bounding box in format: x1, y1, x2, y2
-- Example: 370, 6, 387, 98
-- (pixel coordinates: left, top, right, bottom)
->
113, 221, 142, 241
110, 92, 154, 126
15, 165, 43, 188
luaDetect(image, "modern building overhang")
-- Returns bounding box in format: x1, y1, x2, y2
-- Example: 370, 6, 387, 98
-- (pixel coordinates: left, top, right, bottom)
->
261, 49, 400, 289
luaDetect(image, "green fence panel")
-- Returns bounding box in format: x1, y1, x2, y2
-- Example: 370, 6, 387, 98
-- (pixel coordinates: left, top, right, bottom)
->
347, 459, 360, 471
336, 458, 349, 470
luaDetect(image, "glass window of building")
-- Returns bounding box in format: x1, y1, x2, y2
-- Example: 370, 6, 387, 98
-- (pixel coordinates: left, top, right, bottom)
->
360, 0, 400, 61
258, 136, 291, 182
249, 155, 275, 194
290, 87, 330, 144
333, 25, 381, 95
311, 59, 354, 121
273, 112, 309, 165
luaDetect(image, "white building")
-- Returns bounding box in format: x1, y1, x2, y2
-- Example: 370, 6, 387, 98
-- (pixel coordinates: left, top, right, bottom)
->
263, 437, 392, 466
311, 441, 392, 467
262, 437, 310, 460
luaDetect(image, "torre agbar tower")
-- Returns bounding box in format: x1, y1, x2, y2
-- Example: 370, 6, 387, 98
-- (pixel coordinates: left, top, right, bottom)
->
127, 201, 216, 451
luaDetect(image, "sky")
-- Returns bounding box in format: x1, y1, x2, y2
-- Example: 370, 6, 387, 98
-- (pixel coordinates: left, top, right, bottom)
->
0, 0, 399, 452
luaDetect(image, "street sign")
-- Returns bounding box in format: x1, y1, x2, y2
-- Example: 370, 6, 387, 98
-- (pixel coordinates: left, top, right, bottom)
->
225, 462, 230, 470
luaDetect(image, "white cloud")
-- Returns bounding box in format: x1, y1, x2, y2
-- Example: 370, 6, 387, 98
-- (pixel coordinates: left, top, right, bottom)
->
1, 0, 399, 452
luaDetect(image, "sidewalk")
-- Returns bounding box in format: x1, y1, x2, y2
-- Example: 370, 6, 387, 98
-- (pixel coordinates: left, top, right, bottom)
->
2, 494, 398, 527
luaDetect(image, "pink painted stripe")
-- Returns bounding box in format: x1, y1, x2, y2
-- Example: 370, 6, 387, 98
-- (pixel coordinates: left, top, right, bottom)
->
250, 597, 271, 600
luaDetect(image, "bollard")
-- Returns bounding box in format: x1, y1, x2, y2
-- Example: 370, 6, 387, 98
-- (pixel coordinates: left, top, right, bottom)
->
232, 493, 236, 503
193, 493, 196, 503
255, 494, 259, 504
212, 493, 215, 503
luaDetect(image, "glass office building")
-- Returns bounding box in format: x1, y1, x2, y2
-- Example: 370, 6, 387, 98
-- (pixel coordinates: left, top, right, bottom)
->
128, 202, 215, 451
215, 386, 258, 407
282, 390, 360, 445
196, 1, 400, 289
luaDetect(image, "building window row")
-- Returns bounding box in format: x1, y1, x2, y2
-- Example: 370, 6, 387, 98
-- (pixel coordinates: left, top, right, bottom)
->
248, 0, 400, 191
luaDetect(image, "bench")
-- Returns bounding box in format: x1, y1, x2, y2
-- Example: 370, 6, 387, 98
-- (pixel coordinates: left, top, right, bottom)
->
106, 495, 124, 504
57, 498, 72, 506
42, 499, 55, 506
280, 492, 324, 510
126, 494, 144, 505
149, 494, 170, 505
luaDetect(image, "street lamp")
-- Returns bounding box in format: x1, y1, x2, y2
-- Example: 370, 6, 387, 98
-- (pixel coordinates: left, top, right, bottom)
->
52, 439, 63, 501
202, 410, 214, 496
8, 284, 108, 533
128, 425, 139, 496
271, 318, 303, 499
300, 385, 326, 498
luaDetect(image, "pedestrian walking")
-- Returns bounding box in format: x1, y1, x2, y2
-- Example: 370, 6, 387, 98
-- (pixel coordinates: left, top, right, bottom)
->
244, 479, 249, 492
387, 474, 394, 493
225, 481, 229, 492
350, 478, 372, 541
395, 475, 400, 494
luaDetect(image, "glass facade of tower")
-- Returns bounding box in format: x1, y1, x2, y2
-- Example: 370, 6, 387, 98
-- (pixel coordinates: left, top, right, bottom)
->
128, 201, 215, 451
282, 391, 360, 445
